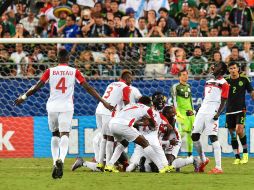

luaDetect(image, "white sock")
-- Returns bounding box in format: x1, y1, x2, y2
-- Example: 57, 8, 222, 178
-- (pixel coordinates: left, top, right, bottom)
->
106, 141, 114, 165
143, 145, 164, 170
83, 161, 100, 172
59, 135, 69, 163
93, 137, 100, 163
144, 159, 151, 172
98, 138, 106, 164
108, 144, 125, 166
193, 141, 206, 163
51, 136, 60, 165
126, 163, 137, 172
212, 141, 222, 170
172, 157, 194, 169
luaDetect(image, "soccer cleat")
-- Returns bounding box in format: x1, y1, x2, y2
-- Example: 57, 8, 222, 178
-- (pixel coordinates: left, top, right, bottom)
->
198, 158, 210, 172
240, 153, 248, 164
232, 158, 241, 165
56, 159, 64, 178
193, 157, 200, 172
71, 157, 84, 171
208, 167, 223, 174
52, 165, 58, 179
104, 165, 119, 173
159, 165, 174, 173
96, 163, 104, 171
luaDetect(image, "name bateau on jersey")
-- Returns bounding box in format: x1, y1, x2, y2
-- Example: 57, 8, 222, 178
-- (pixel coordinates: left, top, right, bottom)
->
52, 70, 74, 75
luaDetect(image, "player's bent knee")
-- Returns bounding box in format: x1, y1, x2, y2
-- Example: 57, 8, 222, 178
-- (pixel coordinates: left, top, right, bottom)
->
191, 133, 200, 141
120, 139, 129, 147
209, 135, 218, 143
134, 135, 149, 148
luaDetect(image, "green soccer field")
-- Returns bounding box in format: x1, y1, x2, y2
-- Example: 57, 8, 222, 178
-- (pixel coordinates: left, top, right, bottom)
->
0, 158, 253, 190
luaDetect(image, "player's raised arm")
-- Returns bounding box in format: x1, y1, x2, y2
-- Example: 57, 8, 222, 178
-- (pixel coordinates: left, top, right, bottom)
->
14, 69, 49, 105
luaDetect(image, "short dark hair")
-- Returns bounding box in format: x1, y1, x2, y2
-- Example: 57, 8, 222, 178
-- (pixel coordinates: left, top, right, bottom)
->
178, 69, 188, 77
220, 61, 228, 75
228, 61, 239, 68
162, 105, 174, 116
120, 69, 132, 79
138, 96, 152, 106
68, 14, 76, 21
58, 49, 69, 63
231, 45, 239, 51
158, 7, 168, 13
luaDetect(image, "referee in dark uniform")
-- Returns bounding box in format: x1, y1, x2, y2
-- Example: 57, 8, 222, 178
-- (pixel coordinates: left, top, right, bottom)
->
225, 61, 254, 165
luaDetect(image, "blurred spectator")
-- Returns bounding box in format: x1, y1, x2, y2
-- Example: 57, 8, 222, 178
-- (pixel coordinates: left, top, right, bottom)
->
199, 18, 209, 36
147, 9, 157, 30
0, 49, 15, 77
35, 15, 49, 38
59, 0, 72, 7
220, 42, 235, 61
207, 3, 222, 30
45, 0, 60, 21
47, 19, 58, 37
78, 9, 92, 27
13, 23, 30, 38
225, 46, 247, 73
1, 13, 15, 37
146, 0, 169, 14
42, 47, 58, 64
229, 0, 253, 36
15, 2, 26, 23
145, 23, 166, 78
111, 1, 125, 17
58, 14, 81, 52
0, 25, 4, 37
240, 42, 253, 63
198, 0, 210, 10
220, 0, 235, 13
76, 0, 95, 8
176, 16, 190, 36
198, 7, 207, 19
169, 47, 187, 75
187, 6, 199, 29
125, 0, 146, 19
10, 43, 29, 76
93, 2, 103, 14
19, 10, 39, 36
187, 46, 208, 76
158, 7, 177, 32
71, 4, 82, 19
203, 42, 214, 62
175, 2, 189, 24
125, 7, 135, 18
28, 45, 45, 76
75, 50, 99, 78
168, 0, 179, 18
137, 17, 148, 37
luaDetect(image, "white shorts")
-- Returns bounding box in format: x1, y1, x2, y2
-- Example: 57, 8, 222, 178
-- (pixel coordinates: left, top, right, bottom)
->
48, 111, 74, 133
109, 122, 140, 142
164, 141, 182, 158
96, 114, 112, 136
192, 112, 219, 136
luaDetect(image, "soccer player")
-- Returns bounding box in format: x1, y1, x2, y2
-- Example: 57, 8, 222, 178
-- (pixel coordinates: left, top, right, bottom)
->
225, 61, 254, 164
95, 70, 133, 171
14, 49, 114, 179
191, 61, 229, 174
171, 69, 195, 156
105, 96, 173, 173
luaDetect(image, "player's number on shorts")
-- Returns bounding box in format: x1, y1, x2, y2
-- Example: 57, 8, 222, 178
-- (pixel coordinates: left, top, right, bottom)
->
104, 87, 113, 99
56, 77, 67, 93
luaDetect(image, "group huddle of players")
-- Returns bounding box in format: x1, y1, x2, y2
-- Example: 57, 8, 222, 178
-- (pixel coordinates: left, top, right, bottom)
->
14, 49, 254, 178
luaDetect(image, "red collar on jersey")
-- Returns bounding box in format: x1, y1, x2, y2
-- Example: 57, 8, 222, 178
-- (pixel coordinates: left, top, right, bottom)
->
119, 79, 127, 84
58, 63, 68, 66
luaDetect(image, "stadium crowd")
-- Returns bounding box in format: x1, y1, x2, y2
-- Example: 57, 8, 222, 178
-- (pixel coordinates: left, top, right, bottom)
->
1, 0, 254, 78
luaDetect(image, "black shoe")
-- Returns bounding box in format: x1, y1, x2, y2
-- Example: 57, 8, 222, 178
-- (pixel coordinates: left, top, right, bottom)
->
71, 157, 84, 171
56, 159, 64, 178
52, 165, 58, 179
149, 162, 159, 173
176, 168, 181, 172
139, 157, 146, 172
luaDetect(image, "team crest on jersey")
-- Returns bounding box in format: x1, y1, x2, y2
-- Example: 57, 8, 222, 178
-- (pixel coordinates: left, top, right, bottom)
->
239, 81, 243, 86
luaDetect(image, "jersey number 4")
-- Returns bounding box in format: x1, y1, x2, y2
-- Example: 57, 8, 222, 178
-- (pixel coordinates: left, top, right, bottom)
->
56, 77, 67, 93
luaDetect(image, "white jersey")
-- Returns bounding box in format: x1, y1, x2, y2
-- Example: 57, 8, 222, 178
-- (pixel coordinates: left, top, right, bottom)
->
130, 86, 142, 103
109, 103, 155, 127
199, 77, 229, 114
40, 64, 85, 112
96, 81, 131, 116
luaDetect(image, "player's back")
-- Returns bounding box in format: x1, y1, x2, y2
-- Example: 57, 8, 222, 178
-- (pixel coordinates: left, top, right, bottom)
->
47, 65, 77, 112
110, 103, 152, 126
199, 77, 229, 114
96, 81, 129, 115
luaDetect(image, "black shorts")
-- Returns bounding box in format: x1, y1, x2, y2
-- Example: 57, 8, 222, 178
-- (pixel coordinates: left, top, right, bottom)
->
226, 112, 246, 129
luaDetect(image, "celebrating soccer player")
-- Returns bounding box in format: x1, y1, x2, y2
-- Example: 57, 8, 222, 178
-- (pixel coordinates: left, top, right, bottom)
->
14, 49, 114, 179
171, 69, 195, 156
191, 61, 229, 174
225, 61, 254, 165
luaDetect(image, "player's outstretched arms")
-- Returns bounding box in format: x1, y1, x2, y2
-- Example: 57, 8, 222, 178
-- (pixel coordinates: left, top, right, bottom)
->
81, 82, 115, 111
14, 80, 45, 106
213, 98, 227, 120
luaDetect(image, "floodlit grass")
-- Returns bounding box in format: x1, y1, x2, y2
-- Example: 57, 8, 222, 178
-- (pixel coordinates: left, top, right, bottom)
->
0, 158, 253, 190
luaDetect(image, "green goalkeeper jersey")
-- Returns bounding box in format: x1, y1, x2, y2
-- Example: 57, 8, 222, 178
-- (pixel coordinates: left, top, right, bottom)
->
171, 82, 194, 111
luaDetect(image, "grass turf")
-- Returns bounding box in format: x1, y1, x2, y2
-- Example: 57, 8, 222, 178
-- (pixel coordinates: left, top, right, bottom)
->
0, 158, 252, 190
